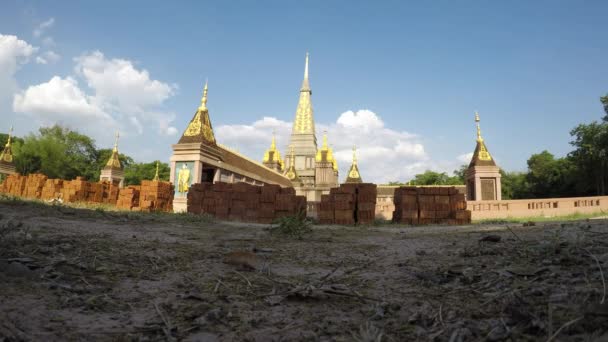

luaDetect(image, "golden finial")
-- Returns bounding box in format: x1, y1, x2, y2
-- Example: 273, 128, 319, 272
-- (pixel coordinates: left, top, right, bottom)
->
199, 79, 208, 111
352, 145, 357, 165
6, 126, 13, 147
475, 111, 483, 142
113, 131, 120, 152
304, 52, 309, 80
271, 129, 277, 150
153, 161, 160, 181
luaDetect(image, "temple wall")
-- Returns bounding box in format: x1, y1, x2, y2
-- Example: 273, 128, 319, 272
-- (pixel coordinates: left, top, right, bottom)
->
468, 196, 608, 220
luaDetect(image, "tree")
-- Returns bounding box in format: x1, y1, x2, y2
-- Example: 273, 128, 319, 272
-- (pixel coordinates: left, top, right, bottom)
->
525, 151, 577, 198
13, 125, 100, 180
500, 169, 528, 199
601, 94, 608, 122
408, 170, 464, 186
92, 148, 134, 181
124, 161, 170, 186
568, 121, 608, 195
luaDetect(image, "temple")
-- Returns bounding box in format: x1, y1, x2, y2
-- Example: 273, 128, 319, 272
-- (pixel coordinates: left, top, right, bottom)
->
465, 112, 502, 201
345, 146, 362, 183
262, 131, 284, 172
278, 53, 339, 201
99, 132, 125, 187
170, 81, 293, 212
0, 126, 16, 179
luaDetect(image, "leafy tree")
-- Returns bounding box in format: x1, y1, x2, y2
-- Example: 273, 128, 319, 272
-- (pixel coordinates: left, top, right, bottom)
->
124, 161, 170, 186
568, 121, 608, 195
525, 151, 577, 198
408, 170, 464, 186
500, 169, 529, 199
601, 94, 608, 122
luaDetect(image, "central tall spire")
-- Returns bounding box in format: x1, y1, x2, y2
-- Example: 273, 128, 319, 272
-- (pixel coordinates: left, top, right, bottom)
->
293, 52, 314, 134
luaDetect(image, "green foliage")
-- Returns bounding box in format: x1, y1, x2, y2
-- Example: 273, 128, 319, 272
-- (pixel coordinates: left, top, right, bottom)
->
124, 161, 170, 186
525, 151, 577, 198
568, 121, 608, 196
269, 214, 312, 239
601, 94, 608, 122
499, 169, 528, 199
92, 148, 134, 181
408, 169, 464, 186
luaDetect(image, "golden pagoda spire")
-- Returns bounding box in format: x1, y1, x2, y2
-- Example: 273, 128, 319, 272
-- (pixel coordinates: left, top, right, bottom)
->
199, 79, 208, 111
470, 111, 494, 163
105, 131, 122, 169
0, 126, 14, 164
475, 111, 483, 142
293, 52, 314, 134
153, 161, 160, 181
179, 80, 216, 144
345, 145, 362, 183
263, 130, 284, 169
329, 143, 338, 171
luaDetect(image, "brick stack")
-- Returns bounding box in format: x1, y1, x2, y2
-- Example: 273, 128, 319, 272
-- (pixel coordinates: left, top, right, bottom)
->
187, 182, 306, 223
99, 180, 120, 204
0, 174, 27, 197
116, 186, 140, 210
139, 180, 174, 212
60, 177, 90, 202
23, 173, 48, 198
392, 186, 471, 225
41, 179, 64, 200
318, 183, 378, 225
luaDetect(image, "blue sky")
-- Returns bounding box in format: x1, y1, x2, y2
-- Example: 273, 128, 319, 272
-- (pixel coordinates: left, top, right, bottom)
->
1, 1, 607, 183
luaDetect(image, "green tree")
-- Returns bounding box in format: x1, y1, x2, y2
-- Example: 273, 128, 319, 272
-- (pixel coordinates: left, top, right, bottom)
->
568, 121, 608, 195
500, 169, 529, 199
124, 161, 170, 185
408, 170, 464, 186
601, 94, 608, 122
525, 151, 577, 198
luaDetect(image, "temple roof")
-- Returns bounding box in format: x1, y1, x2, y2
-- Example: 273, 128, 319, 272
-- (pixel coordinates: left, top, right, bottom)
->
468, 112, 497, 167
104, 132, 123, 171
178, 81, 217, 145
345, 146, 362, 184
292, 53, 315, 134
315, 132, 338, 172
263, 132, 284, 170
0, 126, 14, 166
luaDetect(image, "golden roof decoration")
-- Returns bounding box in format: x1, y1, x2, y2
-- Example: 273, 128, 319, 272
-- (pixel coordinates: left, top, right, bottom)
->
469, 111, 497, 167
263, 130, 284, 168
0, 126, 14, 164
345, 145, 362, 183
153, 161, 160, 181
284, 145, 300, 182
105, 131, 122, 170
293, 52, 315, 134
179, 80, 217, 145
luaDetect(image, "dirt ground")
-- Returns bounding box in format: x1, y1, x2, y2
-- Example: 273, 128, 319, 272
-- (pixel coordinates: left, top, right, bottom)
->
1, 199, 607, 342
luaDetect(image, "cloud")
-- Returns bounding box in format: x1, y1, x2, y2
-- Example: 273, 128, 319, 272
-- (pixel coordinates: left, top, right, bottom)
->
0, 34, 37, 108
42, 37, 55, 46
13, 76, 113, 123
33, 18, 55, 38
458, 152, 474, 164
12, 50, 177, 145
216, 110, 437, 183
35, 51, 60, 65
74, 51, 175, 111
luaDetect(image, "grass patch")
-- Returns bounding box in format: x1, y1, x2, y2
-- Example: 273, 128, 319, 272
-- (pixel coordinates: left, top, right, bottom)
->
269, 214, 312, 239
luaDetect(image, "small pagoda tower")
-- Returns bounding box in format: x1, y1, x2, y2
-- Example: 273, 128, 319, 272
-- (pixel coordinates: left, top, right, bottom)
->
99, 131, 125, 187
284, 145, 301, 186
153, 161, 160, 181
0, 126, 17, 178
263, 131, 284, 172
345, 146, 362, 184
314, 131, 338, 187
465, 112, 501, 201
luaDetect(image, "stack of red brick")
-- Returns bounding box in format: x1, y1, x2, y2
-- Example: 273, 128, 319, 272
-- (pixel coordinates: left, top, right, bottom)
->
187, 182, 306, 223
392, 186, 471, 225
41, 179, 64, 200
318, 183, 378, 225
23, 173, 48, 199
116, 186, 140, 210
0, 174, 27, 197
99, 180, 120, 204
139, 180, 174, 212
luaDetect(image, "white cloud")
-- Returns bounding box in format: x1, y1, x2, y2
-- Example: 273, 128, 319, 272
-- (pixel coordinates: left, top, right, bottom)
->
42, 37, 55, 46
0, 34, 37, 108
33, 18, 55, 38
35, 51, 60, 65
13, 76, 112, 123
74, 51, 175, 111
215, 109, 474, 183
458, 152, 474, 164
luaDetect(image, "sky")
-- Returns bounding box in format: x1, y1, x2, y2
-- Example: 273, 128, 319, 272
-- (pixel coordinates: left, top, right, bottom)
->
1, 0, 607, 183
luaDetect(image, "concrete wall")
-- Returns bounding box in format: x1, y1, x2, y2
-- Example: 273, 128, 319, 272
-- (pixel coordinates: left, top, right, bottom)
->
468, 196, 607, 220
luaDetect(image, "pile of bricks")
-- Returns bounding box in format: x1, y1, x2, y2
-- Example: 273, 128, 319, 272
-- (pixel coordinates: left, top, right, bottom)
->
392, 186, 471, 225
0, 174, 27, 197
41, 179, 64, 200
60, 177, 90, 202
116, 186, 140, 210
318, 183, 378, 225
139, 180, 174, 212
23, 173, 48, 199
187, 182, 306, 224
99, 180, 120, 204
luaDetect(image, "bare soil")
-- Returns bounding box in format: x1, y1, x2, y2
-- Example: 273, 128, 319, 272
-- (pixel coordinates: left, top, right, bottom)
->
1, 200, 607, 341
